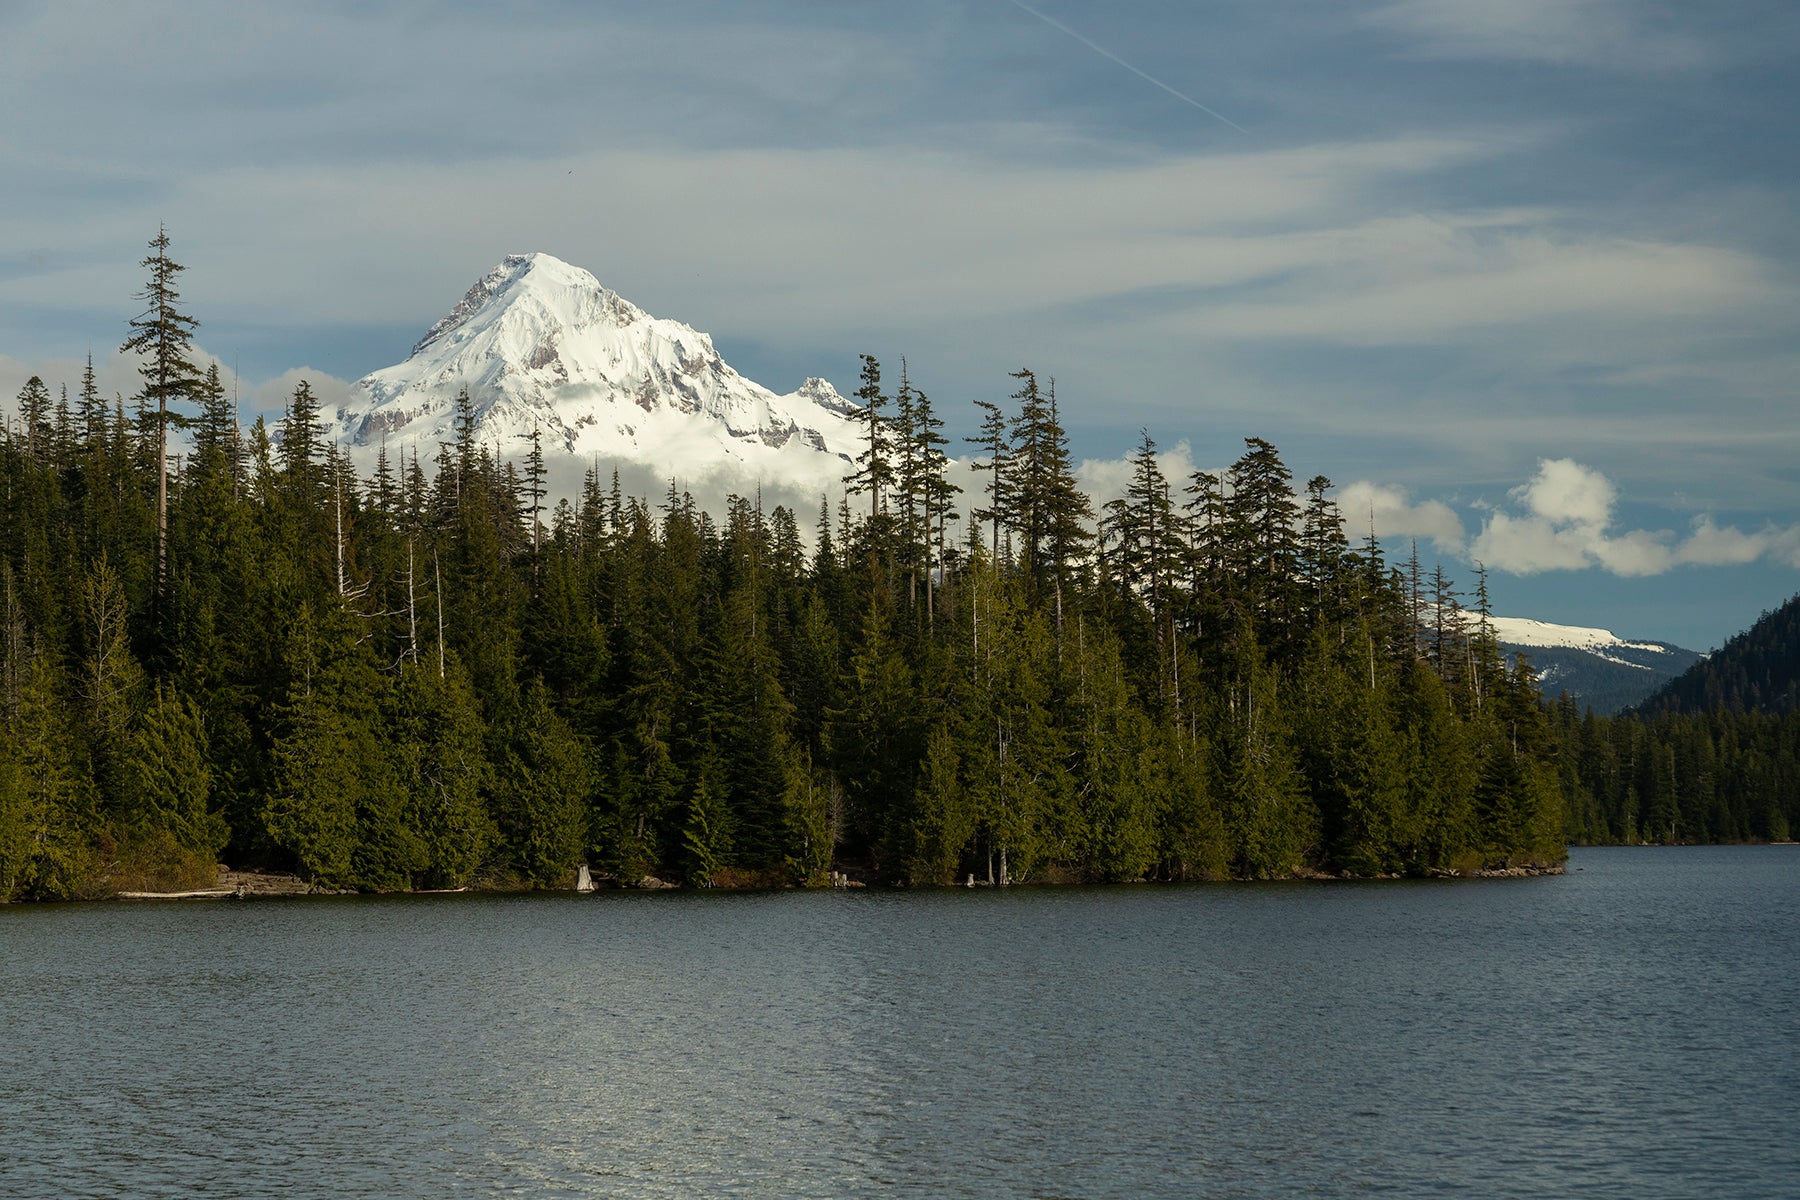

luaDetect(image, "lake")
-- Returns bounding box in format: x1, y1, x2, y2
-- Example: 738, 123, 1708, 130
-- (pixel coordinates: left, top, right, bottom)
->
1, 846, 1795, 1198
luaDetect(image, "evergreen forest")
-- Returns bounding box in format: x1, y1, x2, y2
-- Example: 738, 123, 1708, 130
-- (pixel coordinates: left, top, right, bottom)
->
1549, 592, 1800, 846
1, 235, 1785, 900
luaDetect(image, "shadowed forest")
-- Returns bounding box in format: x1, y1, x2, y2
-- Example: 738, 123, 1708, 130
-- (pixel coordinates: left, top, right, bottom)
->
1, 236, 1790, 900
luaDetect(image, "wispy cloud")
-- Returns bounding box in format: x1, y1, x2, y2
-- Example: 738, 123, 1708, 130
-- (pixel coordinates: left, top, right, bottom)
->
1364, 0, 1717, 71
0, 134, 1496, 336
1170, 217, 1774, 347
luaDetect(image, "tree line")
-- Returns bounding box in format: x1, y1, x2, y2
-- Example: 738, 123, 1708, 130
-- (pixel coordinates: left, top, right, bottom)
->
0, 235, 1574, 899
1546, 590, 1800, 845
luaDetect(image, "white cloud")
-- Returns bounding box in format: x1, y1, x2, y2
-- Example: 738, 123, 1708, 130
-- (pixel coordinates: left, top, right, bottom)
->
1339, 480, 1466, 553
1471, 510, 1601, 573
1514, 456, 1615, 526
1074, 439, 1201, 507
0, 350, 356, 437
1, 350, 138, 412
252, 367, 352, 423
1470, 458, 1800, 576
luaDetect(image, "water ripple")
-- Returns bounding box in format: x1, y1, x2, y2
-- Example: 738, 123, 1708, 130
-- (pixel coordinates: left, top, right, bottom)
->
1, 848, 1796, 1198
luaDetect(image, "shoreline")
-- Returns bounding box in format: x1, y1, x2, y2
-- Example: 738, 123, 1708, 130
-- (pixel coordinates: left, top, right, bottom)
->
89, 861, 1566, 902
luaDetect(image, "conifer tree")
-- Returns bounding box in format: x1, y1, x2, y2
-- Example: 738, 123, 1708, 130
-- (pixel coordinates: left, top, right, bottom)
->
122, 683, 228, 870
16, 377, 51, 463
120, 227, 204, 593
191, 363, 237, 481
966, 396, 1013, 561
494, 680, 591, 887
78, 554, 148, 812
829, 588, 920, 862
1299, 474, 1349, 626
0, 655, 93, 898
278, 379, 326, 499
263, 603, 390, 887
390, 659, 494, 888
1007, 370, 1093, 622
77, 353, 106, 448
1223, 437, 1302, 654
843, 354, 893, 525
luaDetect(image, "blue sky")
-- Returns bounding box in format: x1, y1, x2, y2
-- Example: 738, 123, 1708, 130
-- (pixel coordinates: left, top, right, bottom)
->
2, 0, 1797, 649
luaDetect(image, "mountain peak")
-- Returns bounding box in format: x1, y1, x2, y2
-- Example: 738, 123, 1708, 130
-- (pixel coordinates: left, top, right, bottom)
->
412, 252, 643, 357
335, 254, 858, 483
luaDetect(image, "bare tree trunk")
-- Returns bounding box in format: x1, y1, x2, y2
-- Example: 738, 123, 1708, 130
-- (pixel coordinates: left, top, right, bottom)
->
406, 539, 419, 666
156, 395, 168, 594
335, 471, 347, 600
434, 549, 445, 680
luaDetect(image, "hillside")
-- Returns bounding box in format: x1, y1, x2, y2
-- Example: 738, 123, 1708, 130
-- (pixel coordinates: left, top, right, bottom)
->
1488, 616, 1700, 716
1630, 593, 1800, 716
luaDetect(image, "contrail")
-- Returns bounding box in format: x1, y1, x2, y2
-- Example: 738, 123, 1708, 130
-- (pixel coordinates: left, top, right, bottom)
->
1005, 0, 1247, 134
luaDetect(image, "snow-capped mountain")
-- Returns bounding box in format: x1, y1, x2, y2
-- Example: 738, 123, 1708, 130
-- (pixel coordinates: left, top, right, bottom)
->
1490, 616, 1701, 715
331, 253, 861, 491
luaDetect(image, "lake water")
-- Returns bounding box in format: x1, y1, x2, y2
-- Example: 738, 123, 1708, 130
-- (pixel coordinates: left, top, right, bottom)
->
2, 846, 1796, 1198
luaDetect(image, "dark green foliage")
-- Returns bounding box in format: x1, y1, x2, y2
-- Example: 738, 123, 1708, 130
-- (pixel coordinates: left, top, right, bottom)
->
843, 354, 894, 524
1550, 699, 1800, 846
494, 681, 592, 886
123, 684, 227, 858
1632, 591, 1800, 717
0, 250, 1621, 895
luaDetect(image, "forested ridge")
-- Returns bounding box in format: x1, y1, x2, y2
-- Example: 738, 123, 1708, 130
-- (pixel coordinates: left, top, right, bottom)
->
1, 237, 1581, 899
1632, 595, 1800, 718
1550, 592, 1800, 846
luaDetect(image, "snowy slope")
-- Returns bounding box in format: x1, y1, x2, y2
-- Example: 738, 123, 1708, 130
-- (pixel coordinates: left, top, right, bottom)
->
330, 253, 860, 489
1490, 615, 1701, 715
1488, 616, 1673, 660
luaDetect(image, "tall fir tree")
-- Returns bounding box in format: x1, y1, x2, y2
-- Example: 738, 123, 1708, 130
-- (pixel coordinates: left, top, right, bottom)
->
120, 227, 204, 595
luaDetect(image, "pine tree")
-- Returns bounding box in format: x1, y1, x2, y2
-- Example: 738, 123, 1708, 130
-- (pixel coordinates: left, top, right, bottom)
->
77, 553, 148, 813
77, 353, 106, 449
278, 379, 326, 500
1038, 380, 1093, 619
842, 354, 893, 525
263, 603, 389, 888
390, 659, 494, 888
16, 377, 51, 464
122, 683, 228, 870
120, 227, 204, 594
1223, 437, 1302, 654
1213, 634, 1314, 878
495, 680, 591, 887
1007, 370, 1093, 618
828, 588, 921, 863
191, 363, 237, 482
890, 362, 957, 619
1299, 474, 1349, 627
0, 655, 94, 899
966, 397, 1013, 562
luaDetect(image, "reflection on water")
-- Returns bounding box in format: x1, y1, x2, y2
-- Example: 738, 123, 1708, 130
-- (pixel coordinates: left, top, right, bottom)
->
2, 847, 1796, 1198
